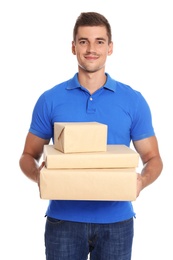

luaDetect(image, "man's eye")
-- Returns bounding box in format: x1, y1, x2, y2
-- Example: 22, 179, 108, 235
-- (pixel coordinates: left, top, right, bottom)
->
80, 41, 87, 45
98, 41, 104, 44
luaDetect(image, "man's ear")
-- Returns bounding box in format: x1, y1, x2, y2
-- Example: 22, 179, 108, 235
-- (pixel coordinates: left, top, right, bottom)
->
108, 41, 113, 56
72, 41, 76, 55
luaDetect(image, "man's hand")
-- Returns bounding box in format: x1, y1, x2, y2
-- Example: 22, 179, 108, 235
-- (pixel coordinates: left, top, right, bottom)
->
136, 173, 143, 197
37, 161, 45, 188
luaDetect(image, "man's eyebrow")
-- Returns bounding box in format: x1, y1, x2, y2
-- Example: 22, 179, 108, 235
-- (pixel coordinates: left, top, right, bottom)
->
78, 37, 106, 41
78, 37, 88, 41
96, 37, 106, 41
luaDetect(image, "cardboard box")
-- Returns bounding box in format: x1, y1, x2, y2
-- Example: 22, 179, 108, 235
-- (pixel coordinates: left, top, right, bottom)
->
44, 144, 139, 169
40, 167, 137, 201
54, 122, 107, 153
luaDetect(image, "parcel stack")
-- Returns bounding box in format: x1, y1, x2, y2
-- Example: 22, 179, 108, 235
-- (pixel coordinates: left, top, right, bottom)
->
40, 122, 139, 201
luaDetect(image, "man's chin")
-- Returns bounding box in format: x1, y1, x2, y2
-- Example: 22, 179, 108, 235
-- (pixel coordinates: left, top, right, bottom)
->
78, 64, 104, 73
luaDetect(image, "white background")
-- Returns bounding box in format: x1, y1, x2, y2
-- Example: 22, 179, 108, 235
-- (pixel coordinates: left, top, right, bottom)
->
0, 0, 172, 259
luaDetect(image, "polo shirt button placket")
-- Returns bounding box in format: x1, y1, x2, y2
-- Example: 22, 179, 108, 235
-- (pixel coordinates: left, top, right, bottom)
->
87, 96, 96, 114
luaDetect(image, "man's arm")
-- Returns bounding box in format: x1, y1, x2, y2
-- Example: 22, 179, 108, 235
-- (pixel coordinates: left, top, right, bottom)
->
133, 136, 163, 197
19, 132, 50, 184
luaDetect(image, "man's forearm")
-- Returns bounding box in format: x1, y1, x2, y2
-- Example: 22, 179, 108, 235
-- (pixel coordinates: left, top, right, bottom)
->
19, 154, 40, 183
140, 155, 163, 189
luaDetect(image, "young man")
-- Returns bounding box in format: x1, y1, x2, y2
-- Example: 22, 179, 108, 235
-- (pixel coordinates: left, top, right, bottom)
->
19, 12, 163, 260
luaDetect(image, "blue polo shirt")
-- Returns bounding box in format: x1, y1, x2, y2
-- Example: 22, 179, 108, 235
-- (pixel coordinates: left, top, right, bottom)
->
29, 73, 155, 223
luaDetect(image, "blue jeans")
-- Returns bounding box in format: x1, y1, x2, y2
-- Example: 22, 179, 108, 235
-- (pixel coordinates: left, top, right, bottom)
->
45, 217, 134, 260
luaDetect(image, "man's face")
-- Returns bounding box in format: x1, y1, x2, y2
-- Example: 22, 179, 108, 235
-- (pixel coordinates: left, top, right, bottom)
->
72, 26, 113, 73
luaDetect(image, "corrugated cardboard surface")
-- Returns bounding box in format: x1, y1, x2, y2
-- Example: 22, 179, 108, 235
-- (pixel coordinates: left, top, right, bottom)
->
54, 122, 107, 153
40, 167, 137, 201
44, 144, 139, 169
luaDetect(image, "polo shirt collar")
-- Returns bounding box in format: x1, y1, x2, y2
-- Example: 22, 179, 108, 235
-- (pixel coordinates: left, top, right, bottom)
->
66, 73, 116, 92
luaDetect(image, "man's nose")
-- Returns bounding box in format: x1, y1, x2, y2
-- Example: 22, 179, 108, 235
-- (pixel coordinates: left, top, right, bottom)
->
86, 43, 96, 52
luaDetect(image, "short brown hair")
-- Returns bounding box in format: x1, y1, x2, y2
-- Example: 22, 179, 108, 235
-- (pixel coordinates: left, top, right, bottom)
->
73, 12, 112, 43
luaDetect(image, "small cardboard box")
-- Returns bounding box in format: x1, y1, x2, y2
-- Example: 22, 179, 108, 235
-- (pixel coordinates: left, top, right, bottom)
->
44, 144, 139, 169
40, 167, 137, 201
54, 122, 107, 153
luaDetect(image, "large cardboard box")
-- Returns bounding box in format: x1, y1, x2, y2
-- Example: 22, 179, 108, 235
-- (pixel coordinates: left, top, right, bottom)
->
54, 122, 107, 153
44, 144, 139, 169
40, 167, 137, 201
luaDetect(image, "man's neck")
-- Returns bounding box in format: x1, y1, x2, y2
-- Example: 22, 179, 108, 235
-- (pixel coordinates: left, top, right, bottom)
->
77, 68, 107, 94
